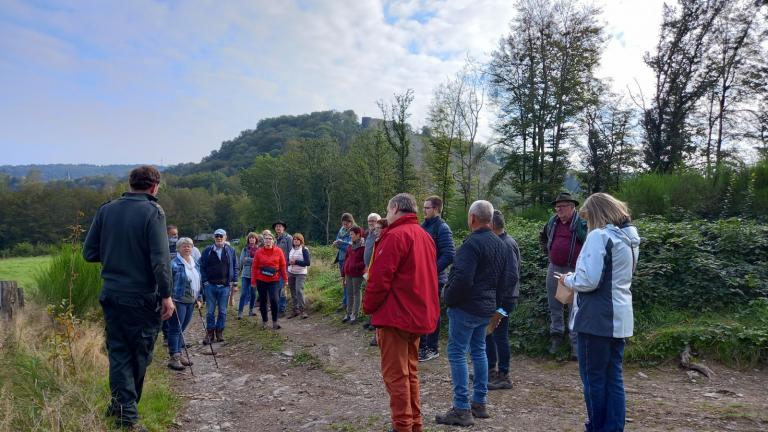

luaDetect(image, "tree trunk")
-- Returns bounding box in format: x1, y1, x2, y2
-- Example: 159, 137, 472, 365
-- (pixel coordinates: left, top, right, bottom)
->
0, 281, 24, 321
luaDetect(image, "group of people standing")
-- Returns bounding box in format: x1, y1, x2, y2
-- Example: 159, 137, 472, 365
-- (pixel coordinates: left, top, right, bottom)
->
360, 192, 639, 432
84, 165, 640, 432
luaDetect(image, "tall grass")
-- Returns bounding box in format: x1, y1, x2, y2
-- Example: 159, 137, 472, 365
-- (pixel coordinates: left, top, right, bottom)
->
34, 244, 102, 317
0, 305, 180, 432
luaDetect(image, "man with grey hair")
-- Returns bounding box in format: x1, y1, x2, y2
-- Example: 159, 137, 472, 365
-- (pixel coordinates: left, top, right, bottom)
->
436, 200, 517, 426
363, 212, 381, 268
363, 193, 440, 432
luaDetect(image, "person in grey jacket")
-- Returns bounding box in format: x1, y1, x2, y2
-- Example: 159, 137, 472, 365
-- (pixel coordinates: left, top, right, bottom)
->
363, 213, 381, 268
562, 192, 640, 432
237, 232, 259, 319
83, 165, 174, 430
273, 221, 293, 316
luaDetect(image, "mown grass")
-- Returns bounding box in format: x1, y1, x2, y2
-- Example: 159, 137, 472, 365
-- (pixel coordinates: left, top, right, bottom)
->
0, 306, 179, 432
0, 255, 51, 292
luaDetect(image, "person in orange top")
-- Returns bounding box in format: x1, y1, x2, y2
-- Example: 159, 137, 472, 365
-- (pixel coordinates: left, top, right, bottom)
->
250, 230, 288, 330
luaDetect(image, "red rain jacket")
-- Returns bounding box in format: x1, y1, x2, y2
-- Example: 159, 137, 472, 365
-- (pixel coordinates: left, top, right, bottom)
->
363, 213, 439, 335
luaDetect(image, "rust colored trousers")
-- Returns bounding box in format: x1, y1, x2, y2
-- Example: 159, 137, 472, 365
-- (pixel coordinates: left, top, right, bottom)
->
377, 326, 423, 432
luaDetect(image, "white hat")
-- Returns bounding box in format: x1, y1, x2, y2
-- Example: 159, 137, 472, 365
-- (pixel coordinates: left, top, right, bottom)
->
213, 228, 227, 236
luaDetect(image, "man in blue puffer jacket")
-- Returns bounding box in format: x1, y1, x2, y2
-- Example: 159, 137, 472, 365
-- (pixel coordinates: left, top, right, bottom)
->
418, 195, 456, 362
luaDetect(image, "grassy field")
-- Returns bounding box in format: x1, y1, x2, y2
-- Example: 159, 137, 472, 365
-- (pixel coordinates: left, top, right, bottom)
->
0, 255, 51, 292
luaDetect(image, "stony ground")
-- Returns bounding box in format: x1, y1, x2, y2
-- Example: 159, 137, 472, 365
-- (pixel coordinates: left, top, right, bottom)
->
167, 308, 768, 432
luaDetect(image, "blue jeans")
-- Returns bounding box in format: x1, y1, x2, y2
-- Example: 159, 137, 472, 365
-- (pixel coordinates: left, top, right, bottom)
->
238, 277, 256, 315
204, 284, 230, 330
167, 302, 194, 356
486, 315, 510, 374
419, 283, 444, 352
278, 279, 287, 313
447, 307, 490, 410
578, 333, 626, 432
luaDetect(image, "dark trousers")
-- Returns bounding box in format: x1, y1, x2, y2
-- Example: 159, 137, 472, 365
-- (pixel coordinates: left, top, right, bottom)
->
486, 315, 511, 374
257, 279, 280, 323
419, 282, 444, 352
577, 333, 627, 432
99, 291, 161, 427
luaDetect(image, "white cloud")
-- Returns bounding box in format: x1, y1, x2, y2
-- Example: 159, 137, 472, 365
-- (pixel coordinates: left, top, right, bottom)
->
0, 0, 664, 165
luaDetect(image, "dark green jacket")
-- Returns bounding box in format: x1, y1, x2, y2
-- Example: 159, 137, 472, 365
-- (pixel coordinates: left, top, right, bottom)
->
83, 192, 172, 298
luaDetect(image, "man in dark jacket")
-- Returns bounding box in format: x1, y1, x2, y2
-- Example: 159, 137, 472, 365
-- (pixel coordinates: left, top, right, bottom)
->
199, 228, 238, 344
83, 165, 174, 431
486, 210, 520, 390
436, 200, 517, 427
363, 193, 439, 432
419, 196, 456, 362
539, 192, 587, 358
273, 220, 292, 315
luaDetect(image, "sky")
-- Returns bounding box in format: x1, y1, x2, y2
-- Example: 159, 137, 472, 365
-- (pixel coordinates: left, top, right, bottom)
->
0, 0, 666, 166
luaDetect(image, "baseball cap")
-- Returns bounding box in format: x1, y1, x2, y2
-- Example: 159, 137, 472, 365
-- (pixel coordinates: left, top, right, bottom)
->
213, 228, 227, 236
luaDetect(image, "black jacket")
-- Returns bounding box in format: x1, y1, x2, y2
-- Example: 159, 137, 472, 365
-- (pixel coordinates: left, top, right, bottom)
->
83, 192, 172, 298
444, 227, 517, 318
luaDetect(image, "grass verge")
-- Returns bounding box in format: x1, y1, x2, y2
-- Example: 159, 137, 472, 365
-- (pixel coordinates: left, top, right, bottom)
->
0, 304, 179, 432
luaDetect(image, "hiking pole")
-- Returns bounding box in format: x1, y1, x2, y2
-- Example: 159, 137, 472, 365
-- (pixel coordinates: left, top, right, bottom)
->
175, 310, 194, 376
196, 304, 220, 369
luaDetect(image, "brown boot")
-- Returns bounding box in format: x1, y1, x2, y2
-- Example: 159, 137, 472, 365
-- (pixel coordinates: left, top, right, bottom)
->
215, 328, 225, 343
203, 329, 215, 345
167, 354, 185, 371
179, 355, 193, 367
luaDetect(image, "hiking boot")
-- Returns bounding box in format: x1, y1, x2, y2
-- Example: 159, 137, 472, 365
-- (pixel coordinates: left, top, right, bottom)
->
287, 310, 299, 319
342, 315, 350, 323
370, 336, 378, 347
215, 329, 225, 343
419, 348, 439, 362
248, 309, 256, 316
179, 354, 193, 367
548, 334, 564, 355
470, 402, 489, 418
203, 329, 215, 345
301, 311, 309, 319
435, 407, 474, 426
487, 371, 513, 390
272, 322, 281, 330
167, 354, 185, 371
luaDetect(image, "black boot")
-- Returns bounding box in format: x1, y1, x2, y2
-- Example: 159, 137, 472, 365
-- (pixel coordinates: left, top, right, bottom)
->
203, 329, 215, 345
548, 334, 564, 354
488, 371, 513, 390
435, 407, 475, 426
470, 402, 489, 418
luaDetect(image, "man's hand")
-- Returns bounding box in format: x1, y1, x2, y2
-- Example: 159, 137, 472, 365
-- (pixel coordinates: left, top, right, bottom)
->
195, 299, 204, 309
160, 297, 175, 321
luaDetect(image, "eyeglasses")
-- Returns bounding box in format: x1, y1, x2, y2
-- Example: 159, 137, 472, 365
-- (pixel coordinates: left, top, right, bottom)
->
424, 206, 433, 210
214, 234, 224, 238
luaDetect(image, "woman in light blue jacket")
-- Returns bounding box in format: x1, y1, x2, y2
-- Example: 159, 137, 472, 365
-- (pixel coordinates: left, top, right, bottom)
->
167, 237, 202, 371
562, 193, 640, 432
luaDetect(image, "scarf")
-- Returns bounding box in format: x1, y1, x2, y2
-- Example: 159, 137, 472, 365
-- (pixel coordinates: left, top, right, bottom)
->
179, 255, 201, 299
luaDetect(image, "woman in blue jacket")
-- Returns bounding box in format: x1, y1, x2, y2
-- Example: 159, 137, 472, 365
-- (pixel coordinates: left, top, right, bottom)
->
167, 237, 202, 371
562, 193, 640, 432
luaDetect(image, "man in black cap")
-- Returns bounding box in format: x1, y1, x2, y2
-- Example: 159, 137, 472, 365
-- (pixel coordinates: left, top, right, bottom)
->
538, 192, 587, 359
84, 165, 174, 431
272, 221, 293, 316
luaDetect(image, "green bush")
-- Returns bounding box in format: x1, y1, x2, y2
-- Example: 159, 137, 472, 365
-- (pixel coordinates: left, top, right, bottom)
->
33, 244, 102, 316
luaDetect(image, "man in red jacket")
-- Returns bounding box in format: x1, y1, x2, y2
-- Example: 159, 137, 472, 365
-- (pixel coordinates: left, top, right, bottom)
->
363, 193, 439, 432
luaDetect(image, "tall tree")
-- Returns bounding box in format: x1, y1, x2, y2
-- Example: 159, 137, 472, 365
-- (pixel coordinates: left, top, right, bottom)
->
639, 0, 727, 172
378, 89, 416, 192
488, 0, 604, 205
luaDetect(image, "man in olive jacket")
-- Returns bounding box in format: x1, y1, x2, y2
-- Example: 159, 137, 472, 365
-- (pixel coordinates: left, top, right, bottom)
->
84, 165, 174, 431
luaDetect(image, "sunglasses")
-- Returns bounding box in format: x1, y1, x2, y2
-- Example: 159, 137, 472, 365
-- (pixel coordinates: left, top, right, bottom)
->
214, 234, 224, 238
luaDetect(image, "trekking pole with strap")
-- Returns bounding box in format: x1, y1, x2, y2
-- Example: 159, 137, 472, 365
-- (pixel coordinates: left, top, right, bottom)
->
196, 304, 219, 369
175, 309, 194, 376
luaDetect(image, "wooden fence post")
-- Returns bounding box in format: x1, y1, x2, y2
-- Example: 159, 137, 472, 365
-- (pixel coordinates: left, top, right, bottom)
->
0, 281, 24, 321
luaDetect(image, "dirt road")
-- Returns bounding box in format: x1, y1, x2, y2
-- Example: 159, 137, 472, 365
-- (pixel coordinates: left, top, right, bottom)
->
169, 311, 767, 432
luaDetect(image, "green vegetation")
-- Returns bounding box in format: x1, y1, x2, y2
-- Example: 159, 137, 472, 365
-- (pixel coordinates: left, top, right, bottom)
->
0, 307, 179, 432
33, 245, 102, 317
291, 350, 324, 369
0, 255, 51, 292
